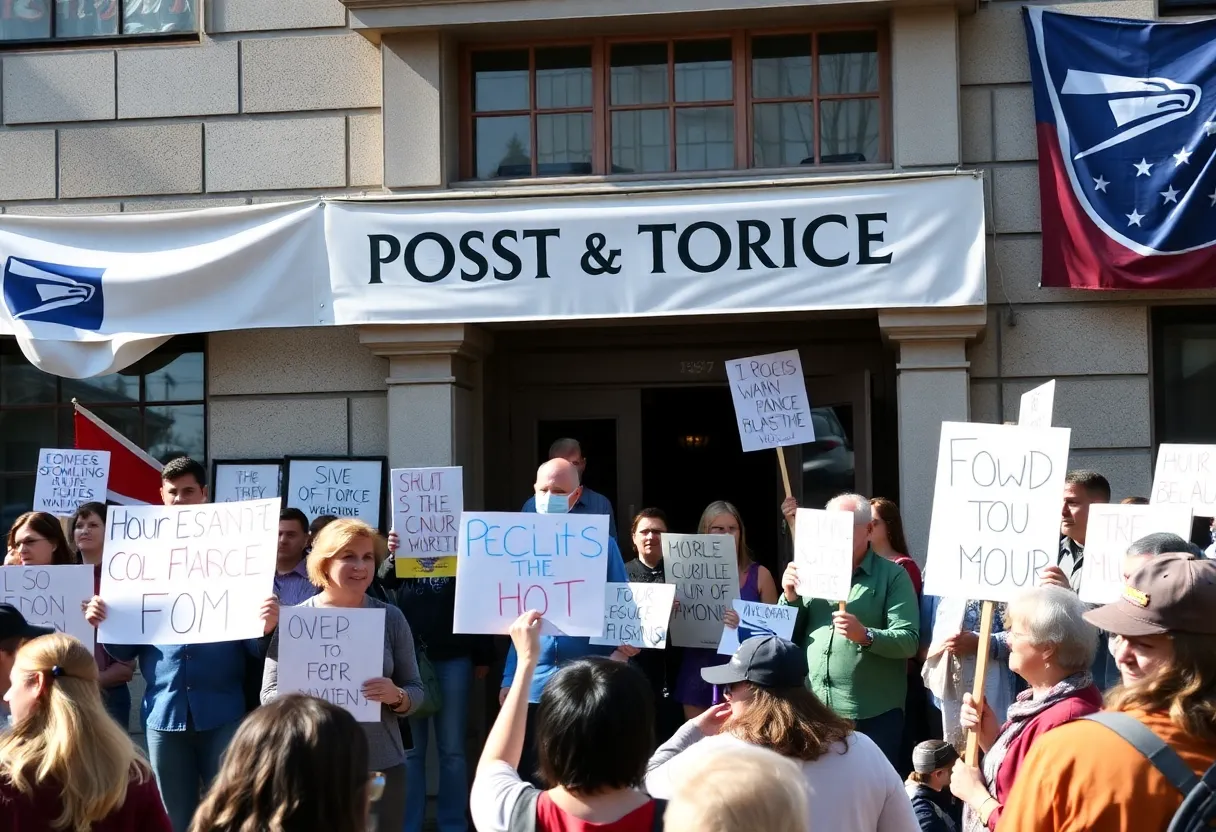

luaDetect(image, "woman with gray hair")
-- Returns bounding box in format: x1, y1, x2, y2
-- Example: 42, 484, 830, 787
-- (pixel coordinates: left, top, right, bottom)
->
947, 585, 1101, 832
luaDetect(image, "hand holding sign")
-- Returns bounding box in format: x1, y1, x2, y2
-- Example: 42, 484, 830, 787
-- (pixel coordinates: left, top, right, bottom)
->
278, 606, 386, 722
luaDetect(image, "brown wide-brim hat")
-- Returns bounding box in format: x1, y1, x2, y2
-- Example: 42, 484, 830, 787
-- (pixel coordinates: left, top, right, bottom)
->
1084, 552, 1216, 637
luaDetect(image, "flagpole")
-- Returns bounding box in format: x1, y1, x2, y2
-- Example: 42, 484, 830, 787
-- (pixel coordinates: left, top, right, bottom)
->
72, 398, 164, 469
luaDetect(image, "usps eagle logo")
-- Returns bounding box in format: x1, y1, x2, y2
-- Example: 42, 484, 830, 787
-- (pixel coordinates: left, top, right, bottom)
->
2, 257, 105, 331
1026, 8, 1216, 260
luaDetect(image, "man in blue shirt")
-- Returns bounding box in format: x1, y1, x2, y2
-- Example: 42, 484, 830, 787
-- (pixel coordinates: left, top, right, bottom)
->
500, 457, 632, 784
94, 457, 278, 832
521, 438, 617, 539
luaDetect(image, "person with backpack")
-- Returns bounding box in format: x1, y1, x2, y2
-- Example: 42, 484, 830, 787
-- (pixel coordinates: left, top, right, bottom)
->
998, 552, 1216, 831
471, 610, 666, 832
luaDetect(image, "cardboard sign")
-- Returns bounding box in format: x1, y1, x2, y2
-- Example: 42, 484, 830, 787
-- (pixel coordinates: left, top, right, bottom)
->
32, 449, 110, 515
277, 606, 386, 722
284, 458, 385, 529
1079, 503, 1194, 604
97, 499, 278, 645
792, 508, 855, 602
452, 512, 611, 636
663, 533, 741, 649
726, 350, 816, 452
391, 467, 462, 575
1151, 444, 1216, 513
1018, 380, 1056, 429
923, 422, 1072, 603
589, 582, 676, 649
717, 599, 798, 655
0, 565, 95, 649
212, 461, 281, 503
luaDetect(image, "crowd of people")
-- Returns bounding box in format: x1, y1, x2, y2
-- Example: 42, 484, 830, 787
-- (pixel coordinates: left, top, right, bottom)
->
0, 438, 1214, 832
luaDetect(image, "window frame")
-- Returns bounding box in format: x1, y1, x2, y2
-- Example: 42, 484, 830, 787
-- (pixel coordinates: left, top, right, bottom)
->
0, 0, 199, 50
459, 24, 891, 182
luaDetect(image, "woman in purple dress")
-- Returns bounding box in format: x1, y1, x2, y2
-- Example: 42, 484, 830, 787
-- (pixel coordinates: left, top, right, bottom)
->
674, 500, 779, 719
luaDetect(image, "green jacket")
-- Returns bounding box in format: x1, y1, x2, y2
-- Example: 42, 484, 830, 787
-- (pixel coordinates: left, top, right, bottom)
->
780, 550, 920, 720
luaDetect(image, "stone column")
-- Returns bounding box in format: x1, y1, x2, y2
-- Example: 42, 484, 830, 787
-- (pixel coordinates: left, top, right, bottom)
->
879, 307, 987, 563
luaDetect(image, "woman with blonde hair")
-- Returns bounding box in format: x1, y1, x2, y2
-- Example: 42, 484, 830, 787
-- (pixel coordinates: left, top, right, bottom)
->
663, 745, 809, 832
261, 518, 424, 832
673, 501, 777, 719
0, 633, 170, 831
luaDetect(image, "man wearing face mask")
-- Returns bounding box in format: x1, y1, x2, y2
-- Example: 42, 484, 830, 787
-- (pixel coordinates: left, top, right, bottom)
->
498, 457, 631, 784
520, 438, 618, 539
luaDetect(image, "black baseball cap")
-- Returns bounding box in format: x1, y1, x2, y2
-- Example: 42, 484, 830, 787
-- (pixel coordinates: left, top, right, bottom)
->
701, 635, 808, 688
0, 604, 53, 642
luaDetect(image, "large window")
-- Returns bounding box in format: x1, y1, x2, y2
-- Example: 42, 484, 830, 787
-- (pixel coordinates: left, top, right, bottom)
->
0, 335, 205, 531
1154, 308, 1216, 446
462, 29, 887, 180
0, 0, 196, 45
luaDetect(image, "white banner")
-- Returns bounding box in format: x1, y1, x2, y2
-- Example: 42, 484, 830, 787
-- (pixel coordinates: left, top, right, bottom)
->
0, 565, 95, 649
98, 499, 278, 644
277, 606, 386, 722
33, 448, 110, 515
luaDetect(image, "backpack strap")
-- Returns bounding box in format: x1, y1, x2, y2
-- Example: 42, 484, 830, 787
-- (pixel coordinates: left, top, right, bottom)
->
507, 787, 542, 832
1085, 712, 1201, 795
650, 798, 667, 831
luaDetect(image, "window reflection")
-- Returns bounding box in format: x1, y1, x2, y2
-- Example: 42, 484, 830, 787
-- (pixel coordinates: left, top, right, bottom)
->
612, 110, 670, 173
536, 46, 592, 109
753, 102, 813, 167
610, 42, 669, 106
147, 404, 205, 463
820, 99, 879, 163
145, 351, 204, 401
801, 406, 856, 510
537, 113, 592, 176
473, 50, 530, 112
56, 0, 118, 38
752, 35, 812, 99
123, 0, 195, 34
475, 115, 532, 179
819, 32, 879, 95
0, 0, 53, 41
674, 39, 732, 103
675, 107, 734, 171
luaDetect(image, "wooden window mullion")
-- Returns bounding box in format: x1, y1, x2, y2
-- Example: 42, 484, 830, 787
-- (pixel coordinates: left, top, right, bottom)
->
593, 38, 607, 175
811, 33, 821, 165
668, 41, 677, 172
733, 31, 748, 169
529, 48, 538, 176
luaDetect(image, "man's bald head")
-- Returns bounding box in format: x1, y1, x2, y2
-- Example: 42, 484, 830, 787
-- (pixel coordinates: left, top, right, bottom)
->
536, 458, 581, 495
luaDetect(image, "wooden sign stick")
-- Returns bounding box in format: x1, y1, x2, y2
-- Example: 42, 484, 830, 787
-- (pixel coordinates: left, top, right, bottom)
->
964, 600, 996, 765
777, 446, 794, 499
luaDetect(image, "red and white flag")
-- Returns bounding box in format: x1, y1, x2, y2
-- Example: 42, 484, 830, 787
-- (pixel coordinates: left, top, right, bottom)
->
73, 402, 162, 505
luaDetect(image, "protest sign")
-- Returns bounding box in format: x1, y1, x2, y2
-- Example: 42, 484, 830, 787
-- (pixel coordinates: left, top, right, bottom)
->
32, 449, 110, 515
211, 460, 282, 503
1079, 503, 1194, 604
792, 508, 855, 602
718, 599, 797, 655
923, 422, 1072, 603
277, 606, 385, 722
284, 457, 386, 530
589, 582, 676, 649
391, 467, 462, 577
1018, 380, 1056, 429
0, 565, 95, 649
663, 533, 740, 649
97, 498, 278, 644
452, 512, 611, 636
726, 350, 815, 453
1151, 444, 1216, 514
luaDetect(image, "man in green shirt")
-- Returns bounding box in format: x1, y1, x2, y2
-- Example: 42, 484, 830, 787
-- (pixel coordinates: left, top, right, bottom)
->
780, 492, 919, 770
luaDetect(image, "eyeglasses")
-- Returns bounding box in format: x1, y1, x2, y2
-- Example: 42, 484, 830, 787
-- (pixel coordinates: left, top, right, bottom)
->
14, 536, 49, 550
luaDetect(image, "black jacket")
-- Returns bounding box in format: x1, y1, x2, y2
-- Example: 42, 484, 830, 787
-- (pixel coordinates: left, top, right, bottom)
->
907, 784, 959, 832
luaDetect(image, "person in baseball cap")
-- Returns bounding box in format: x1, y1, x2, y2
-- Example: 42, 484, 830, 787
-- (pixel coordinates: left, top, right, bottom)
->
905, 740, 961, 832
0, 604, 54, 711
646, 635, 920, 831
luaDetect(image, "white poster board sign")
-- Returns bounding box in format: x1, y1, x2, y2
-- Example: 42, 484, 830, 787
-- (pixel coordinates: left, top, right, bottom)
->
0, 565, 95, 649
212, 462, 281, 503
1151, 444, 1216, 514
589, 582, 676, 649
663, 533, 740, 649
277, 606, 386, 722
1079, 504, 1194, 605
726, 350, 815, 452
391, 467, 462, 558
453, 512, 611, 637
718, 599, 798, 655
923, 422, 1072, 603
97, 499, 278, 645
1018, 380, 1056, 429
32, 449, 110, 515
285, 458, 385, 529
793, 508, 855, 602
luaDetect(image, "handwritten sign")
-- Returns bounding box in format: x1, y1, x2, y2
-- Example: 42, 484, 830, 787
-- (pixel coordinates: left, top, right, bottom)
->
212, 462, 281, 503
0, 565, 95, 649
923, 422, 1072, 603
1079, 503, 1194, 604
452, 512, 610, 637
663, 533, 740, 649
97, 499, 278, 645
1018, 380, 1056, 429
793, 508, 855, 602
277, 606, 385, 722
726, 350, 815, 452
285, 458, 385, 529
1151, 444, 1216, 514
718, 600, 797, 655
589, 582, 676, 649
32, 449, 110, 515
391, 467, 462, 576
